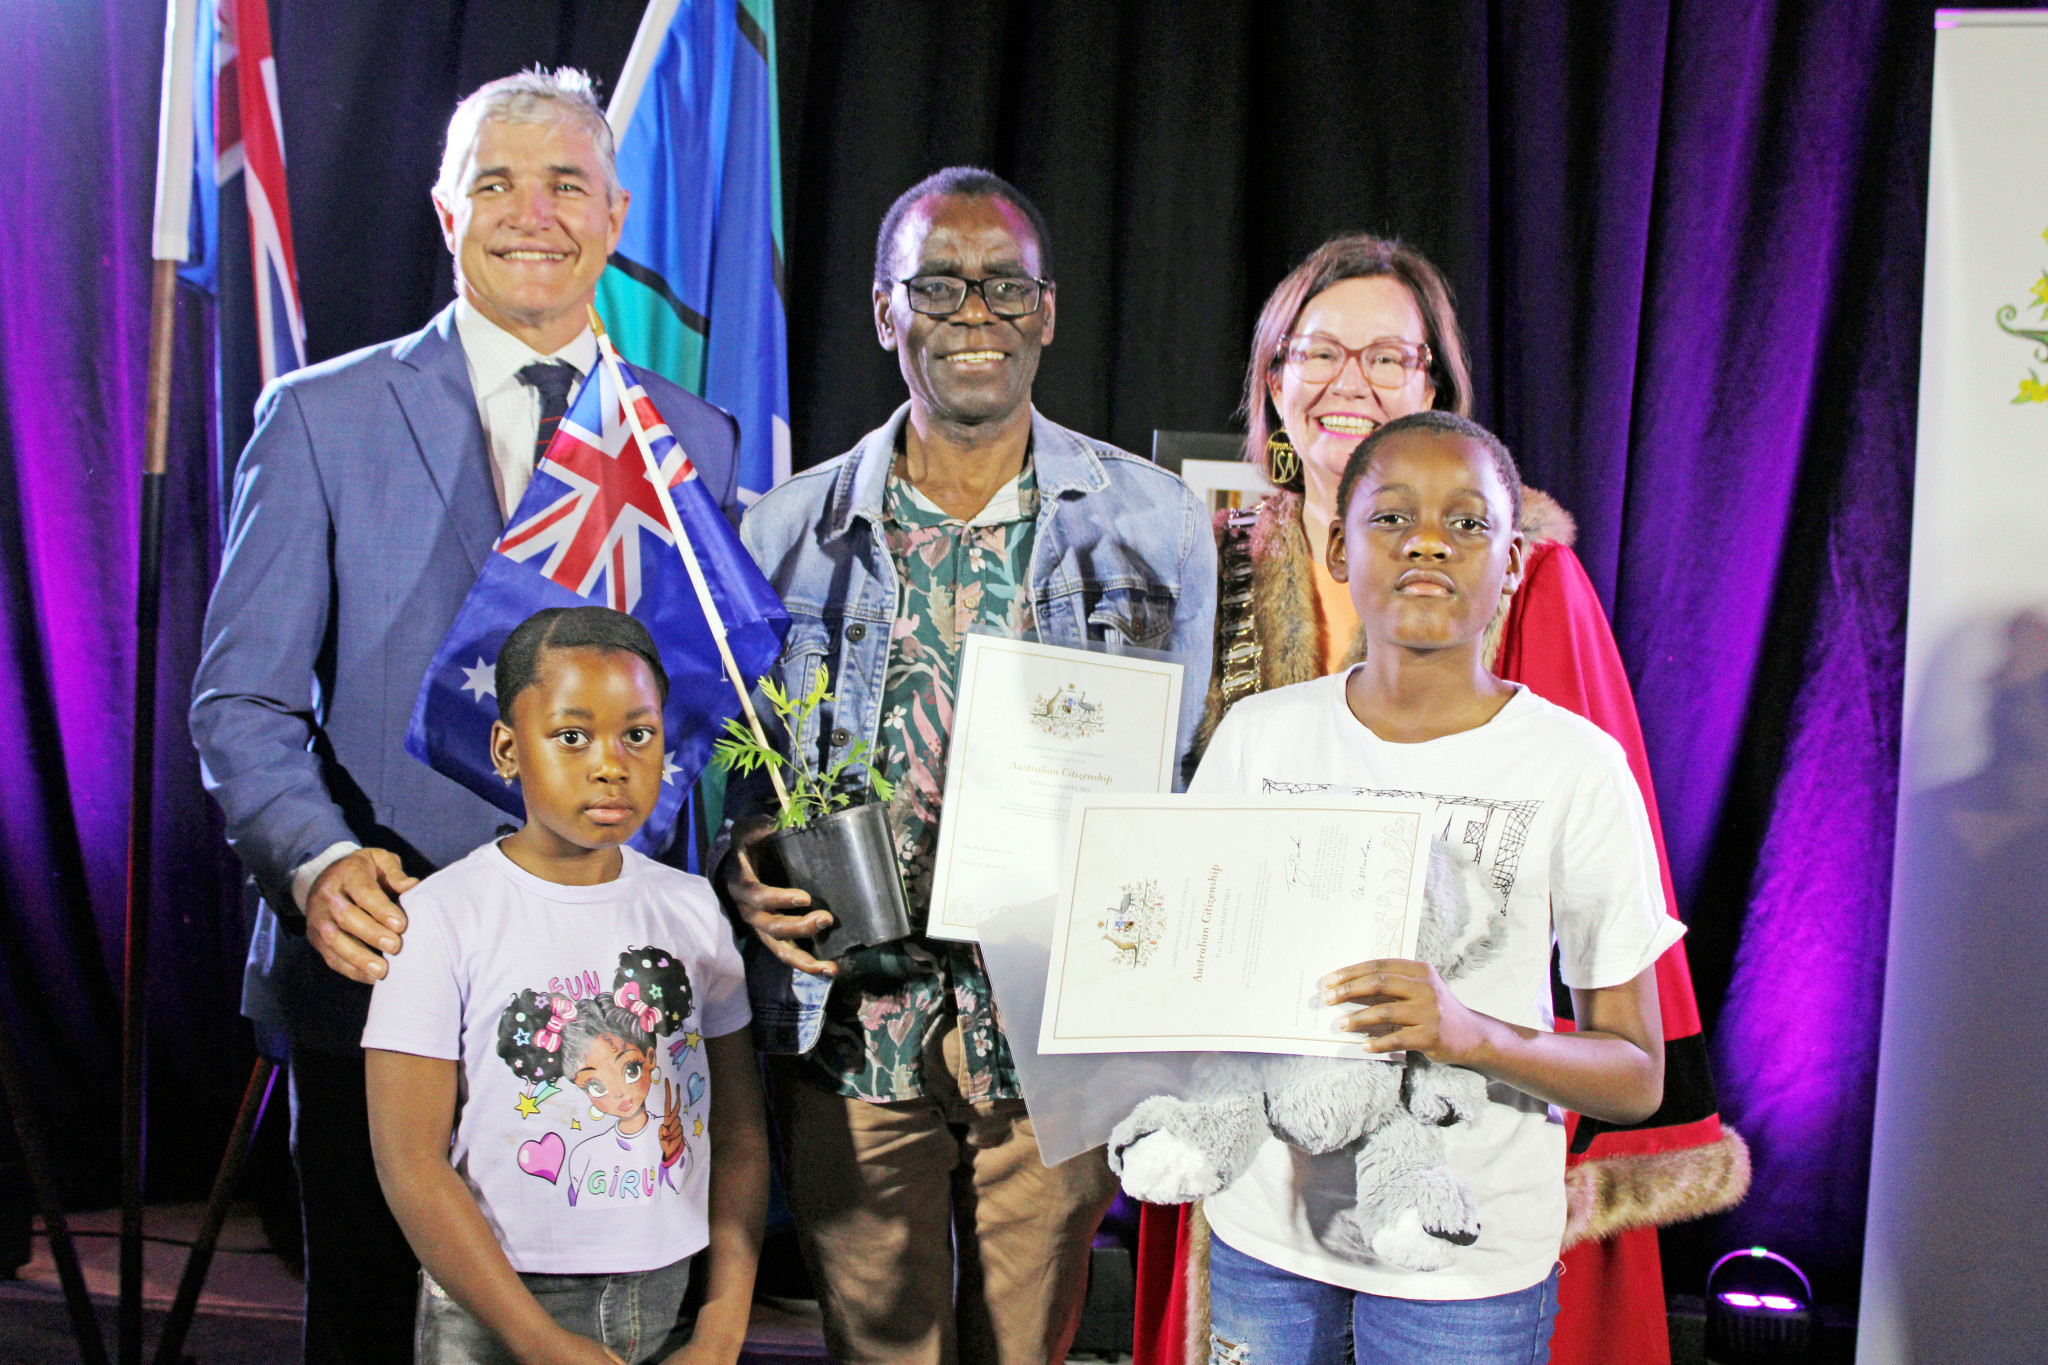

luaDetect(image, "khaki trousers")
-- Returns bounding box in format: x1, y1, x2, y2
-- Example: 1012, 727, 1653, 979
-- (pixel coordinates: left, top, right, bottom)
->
774, 1021, 1119, 1365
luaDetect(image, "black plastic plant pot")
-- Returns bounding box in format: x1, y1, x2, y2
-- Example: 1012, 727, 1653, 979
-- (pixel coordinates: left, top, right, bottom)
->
761, 801, 912, 961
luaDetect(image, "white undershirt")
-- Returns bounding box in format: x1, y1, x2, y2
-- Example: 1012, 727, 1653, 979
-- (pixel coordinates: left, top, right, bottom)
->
453, 296, 599, 520
288, 299, 600, 911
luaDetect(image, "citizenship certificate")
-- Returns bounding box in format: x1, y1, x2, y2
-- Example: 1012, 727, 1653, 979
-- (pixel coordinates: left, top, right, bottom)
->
926, 634, 1184, 943
1037, 794, 1434, 1057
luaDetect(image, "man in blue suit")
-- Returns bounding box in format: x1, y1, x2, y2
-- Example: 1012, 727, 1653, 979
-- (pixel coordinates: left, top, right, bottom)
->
190, 68, 739, 1364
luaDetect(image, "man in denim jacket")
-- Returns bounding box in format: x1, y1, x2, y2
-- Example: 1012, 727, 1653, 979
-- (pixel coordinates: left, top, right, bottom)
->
720, 168, 1215, 1364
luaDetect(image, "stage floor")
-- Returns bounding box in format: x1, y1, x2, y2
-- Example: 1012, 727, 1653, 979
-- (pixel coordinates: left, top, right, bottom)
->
1, 1202, 837, 1363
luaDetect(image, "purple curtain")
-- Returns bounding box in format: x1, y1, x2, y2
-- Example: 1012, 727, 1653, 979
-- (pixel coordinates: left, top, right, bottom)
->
1488, 1, 1935, 1299
0, 0, 1957, 1304
0, 0, 247, 1196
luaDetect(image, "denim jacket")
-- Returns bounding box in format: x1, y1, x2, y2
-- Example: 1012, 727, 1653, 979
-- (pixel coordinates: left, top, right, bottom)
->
725, 402, 1218, 1052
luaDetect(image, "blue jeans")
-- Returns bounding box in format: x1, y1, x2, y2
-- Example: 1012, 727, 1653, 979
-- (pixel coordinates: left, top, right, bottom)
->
414, 1257, 693, 1364
1207, 1234, 1561, 1365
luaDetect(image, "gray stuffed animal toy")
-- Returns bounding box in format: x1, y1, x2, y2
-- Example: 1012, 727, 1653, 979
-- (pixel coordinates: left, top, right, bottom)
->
1107, 839, 1510, 1272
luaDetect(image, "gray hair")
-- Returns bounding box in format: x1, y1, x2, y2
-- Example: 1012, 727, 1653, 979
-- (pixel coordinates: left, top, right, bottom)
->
435, 67, 620, 205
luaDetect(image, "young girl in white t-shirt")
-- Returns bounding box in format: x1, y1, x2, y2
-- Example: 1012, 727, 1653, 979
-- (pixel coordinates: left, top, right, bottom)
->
365, 606, 767, 1365
1189, 413, 1680, 1365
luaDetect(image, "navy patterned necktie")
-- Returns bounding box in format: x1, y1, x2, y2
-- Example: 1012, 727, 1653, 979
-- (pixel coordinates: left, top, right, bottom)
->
518, 360, 578, 466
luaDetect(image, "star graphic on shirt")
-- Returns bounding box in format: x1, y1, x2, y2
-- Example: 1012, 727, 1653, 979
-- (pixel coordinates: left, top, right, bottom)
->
662, 750, 680, 786
693, 1117, 704, 1137
570, 1117, 581, 1131
460, 657, 496, 702
684, 1030, 702, 1053
513, 1092, 541, 1119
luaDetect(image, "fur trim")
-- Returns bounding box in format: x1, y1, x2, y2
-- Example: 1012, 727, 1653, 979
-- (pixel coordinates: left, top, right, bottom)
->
1520, 487, 1577, 550
1479, 487, 1579, 667
1248, 492, 1328, 690
1195, 495, 1321, 755
1560, 1129, 1752, 1249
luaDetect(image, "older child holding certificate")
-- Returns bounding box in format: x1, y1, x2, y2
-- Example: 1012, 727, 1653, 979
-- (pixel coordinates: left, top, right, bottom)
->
364, 608, 767, 1365
1186, 414, 1681, 1363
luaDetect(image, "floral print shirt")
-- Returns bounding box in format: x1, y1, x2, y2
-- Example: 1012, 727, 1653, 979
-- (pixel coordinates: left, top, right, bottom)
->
809, 463, 1038, 1102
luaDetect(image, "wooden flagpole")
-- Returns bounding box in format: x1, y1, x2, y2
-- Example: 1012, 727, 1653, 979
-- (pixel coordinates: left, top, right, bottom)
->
586, 306, 793, 821
123, 2, 199, 1360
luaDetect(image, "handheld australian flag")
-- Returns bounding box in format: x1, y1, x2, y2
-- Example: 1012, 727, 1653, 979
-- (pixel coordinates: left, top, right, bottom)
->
406, 354, 788, 854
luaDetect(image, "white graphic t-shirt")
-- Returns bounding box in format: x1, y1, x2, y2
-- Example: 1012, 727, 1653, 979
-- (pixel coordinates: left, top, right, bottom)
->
363, 842, 749, 1275
1192, 673, 1683, 1301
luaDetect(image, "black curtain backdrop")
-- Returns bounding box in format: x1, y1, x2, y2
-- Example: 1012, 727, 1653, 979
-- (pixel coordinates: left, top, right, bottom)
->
0, 0, 1989, 1308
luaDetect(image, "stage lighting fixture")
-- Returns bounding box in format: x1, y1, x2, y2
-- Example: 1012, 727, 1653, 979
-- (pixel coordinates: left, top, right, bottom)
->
1705, 1246, 1814, 1363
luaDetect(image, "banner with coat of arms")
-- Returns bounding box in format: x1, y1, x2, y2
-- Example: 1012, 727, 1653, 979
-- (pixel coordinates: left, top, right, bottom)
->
1864, 14, 2048, 1359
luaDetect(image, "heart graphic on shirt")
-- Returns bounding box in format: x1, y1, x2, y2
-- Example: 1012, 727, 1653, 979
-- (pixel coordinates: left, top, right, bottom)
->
517, 1131, 566, 1184
686, 1071, 706, 1109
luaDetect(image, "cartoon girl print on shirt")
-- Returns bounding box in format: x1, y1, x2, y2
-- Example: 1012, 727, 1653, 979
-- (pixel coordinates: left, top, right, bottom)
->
495, 946, 697, 1207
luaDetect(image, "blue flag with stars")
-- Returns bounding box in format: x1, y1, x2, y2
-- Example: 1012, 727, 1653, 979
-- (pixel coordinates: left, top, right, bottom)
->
405, 355, 789, 854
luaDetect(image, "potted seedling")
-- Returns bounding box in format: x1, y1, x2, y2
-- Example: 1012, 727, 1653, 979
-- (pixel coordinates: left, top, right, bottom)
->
714, 665, 912, 959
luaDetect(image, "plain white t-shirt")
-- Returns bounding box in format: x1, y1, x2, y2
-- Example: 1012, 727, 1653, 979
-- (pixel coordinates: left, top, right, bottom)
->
362, 841, 749, 1275
1191, 672, 1683, 1301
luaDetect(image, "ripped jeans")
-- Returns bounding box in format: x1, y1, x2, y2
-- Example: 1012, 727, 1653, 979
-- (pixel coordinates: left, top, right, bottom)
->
1207, 1234, 1560, 1365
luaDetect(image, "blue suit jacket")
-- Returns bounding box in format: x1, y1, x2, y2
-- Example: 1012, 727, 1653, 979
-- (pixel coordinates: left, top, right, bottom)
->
190, 303, 741, 1054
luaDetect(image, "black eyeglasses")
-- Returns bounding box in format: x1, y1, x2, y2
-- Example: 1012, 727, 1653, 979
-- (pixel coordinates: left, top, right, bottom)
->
897, 274, 1050, 318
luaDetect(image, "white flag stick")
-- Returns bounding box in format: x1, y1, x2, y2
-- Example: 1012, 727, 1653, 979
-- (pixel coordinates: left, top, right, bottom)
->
151, 0, 198, 262
588, 307, 793, 820
605, 0, 683, 138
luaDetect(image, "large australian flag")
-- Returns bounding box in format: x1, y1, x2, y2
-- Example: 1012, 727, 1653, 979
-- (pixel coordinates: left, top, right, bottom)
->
406, 355, 788, 854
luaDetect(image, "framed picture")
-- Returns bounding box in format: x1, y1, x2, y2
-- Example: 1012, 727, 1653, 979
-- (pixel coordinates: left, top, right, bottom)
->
1178, 458, 1274, 514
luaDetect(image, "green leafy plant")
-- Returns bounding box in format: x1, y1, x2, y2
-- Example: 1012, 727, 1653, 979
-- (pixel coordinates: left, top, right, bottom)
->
712, 664, 896, 831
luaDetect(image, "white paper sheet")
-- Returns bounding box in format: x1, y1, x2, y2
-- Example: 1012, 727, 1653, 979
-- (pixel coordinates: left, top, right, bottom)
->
978, 894, 1203, 1166
926, 634, 1183, 943
1037, 795, 1433, 1057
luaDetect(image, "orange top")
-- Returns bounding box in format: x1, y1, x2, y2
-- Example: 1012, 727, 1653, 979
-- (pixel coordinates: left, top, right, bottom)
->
1310, 556, 1360, 676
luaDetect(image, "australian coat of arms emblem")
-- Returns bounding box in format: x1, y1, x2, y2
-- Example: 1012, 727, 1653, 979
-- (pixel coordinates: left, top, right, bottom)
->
1098, 880, 1166, 969
1030, 683, 1106, 739
1998, 225, 2048, 404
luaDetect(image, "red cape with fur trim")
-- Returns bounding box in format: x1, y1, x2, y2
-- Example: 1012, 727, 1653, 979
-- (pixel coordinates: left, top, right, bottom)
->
1132, 536, 1741, 1365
